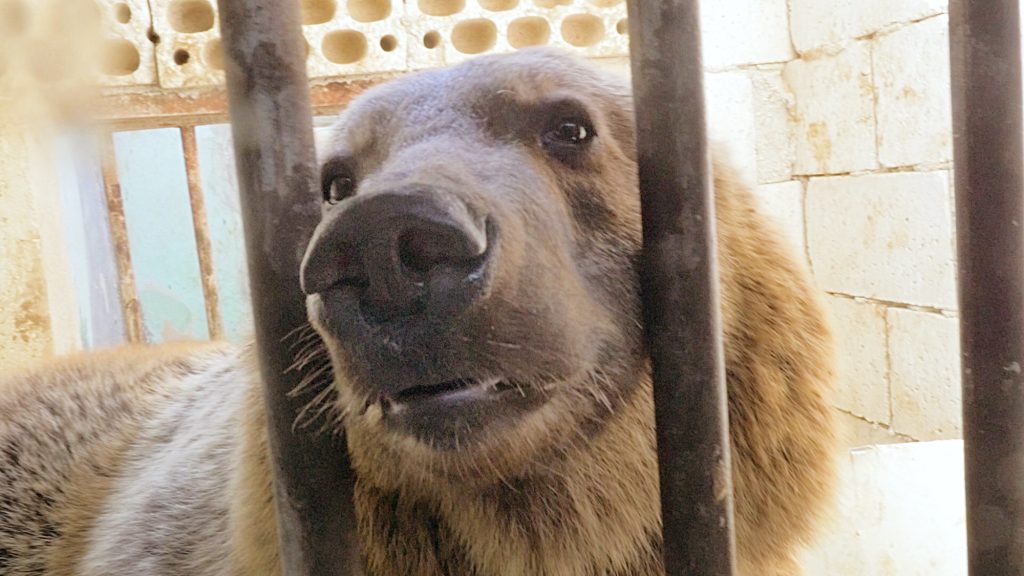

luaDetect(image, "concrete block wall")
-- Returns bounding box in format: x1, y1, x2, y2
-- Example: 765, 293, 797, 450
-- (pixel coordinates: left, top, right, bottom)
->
4, 0, 633, 90
0, 0, 155, 86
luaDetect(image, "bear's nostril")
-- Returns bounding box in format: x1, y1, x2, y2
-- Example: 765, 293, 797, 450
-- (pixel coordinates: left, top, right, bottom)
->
301, 240, 368, 295
398, 227, 449, 276
396, 221, 486, 278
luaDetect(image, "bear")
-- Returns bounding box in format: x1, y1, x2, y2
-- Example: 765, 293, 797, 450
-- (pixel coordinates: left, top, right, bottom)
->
0, 48, 835, 576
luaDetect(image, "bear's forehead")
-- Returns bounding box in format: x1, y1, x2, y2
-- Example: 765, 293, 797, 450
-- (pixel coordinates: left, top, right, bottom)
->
380, 49, 599, 109
336, 52, 607, 139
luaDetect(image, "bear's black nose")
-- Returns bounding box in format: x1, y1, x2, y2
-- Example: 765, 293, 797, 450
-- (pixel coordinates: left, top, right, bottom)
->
301, 190, 491, 322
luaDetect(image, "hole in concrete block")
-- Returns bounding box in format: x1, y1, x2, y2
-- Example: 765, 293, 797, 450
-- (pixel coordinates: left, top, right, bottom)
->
419, 0, 463, 17
587, 0, 622, 6
480, 0, 517, 11
533, 0, 570, 7
379, 34, 398, 52
451, 18, 496, 54
204, 38, 223, 69
323, 29, 367, 64
561, 13, 603, 47
168, 0, 215, 33
422, 30, 441, 49
174, 48, 191, 65
103, 39, 141, 75
300, 0, 335, 24
615, 18, 626, 35
348, 0, 390, 22
508, 16, 549, 49
114, 2, 132, 23
0, 0, 29, 36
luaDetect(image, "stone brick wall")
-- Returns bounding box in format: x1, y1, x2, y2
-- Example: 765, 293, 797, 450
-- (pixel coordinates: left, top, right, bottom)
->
608, 1, 960, 447
787, 2, 959, 446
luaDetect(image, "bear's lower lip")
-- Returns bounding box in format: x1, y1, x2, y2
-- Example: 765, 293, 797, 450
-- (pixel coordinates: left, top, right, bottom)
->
374, 376, 545, 448
387, 376, 514, 408
385, 375, 520, 409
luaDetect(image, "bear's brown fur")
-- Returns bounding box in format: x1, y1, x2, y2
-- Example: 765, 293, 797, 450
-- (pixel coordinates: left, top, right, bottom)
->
0, 49, 835, 576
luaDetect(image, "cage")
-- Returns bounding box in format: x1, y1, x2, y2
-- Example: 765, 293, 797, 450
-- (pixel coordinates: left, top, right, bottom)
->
1, 0, 1020, 574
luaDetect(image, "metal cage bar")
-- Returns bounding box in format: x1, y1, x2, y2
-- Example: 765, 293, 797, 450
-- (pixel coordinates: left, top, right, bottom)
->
215, 0, 359, 574
627, 1, 737, 575
949, 1, 1024, 573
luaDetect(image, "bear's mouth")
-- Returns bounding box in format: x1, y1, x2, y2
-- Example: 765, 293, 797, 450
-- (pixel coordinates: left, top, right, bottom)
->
384, 376, 518, 411
378, 377, 520, 412
364, 375, 547, 448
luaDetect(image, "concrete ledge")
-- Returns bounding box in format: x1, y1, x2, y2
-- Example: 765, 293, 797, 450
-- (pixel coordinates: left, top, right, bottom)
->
802, 440, 967, 575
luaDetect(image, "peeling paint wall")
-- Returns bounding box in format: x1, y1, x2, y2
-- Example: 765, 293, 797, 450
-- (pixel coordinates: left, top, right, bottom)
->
0, 125, 71, 370
0, 119, 82, 371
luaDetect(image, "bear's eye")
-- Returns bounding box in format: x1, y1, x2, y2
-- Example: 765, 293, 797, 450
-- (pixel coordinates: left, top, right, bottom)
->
554, 121, 590, 143
321, 162, 357, 205
541, 116, 597, 166
325, 176, 355, 205
543, 118, 595, 148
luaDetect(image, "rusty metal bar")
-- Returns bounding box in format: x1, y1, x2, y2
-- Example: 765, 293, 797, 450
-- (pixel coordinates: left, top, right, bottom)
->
216, 0, 359, 574
180, 126, 224, 340
99, 132, 144, 344
627, 1, 737, 575
95, 80, 382, 131
949, 1, 1024, 573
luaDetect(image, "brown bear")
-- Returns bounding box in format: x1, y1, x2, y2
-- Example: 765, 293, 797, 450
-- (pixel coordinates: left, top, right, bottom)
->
0, 48, 836, 576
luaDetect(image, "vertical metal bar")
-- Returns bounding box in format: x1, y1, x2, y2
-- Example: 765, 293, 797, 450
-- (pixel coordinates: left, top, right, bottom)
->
180, 126, 225, 340
100, 133, 145, 344
627, 2, 737, 575
949, 1, 1024, 573
215, 0, 359, 574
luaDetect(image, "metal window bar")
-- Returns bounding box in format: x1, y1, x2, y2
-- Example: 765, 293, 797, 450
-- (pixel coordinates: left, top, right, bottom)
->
180, 125, 225, 341
94, 81, 376, 132
99, 132, 145, 344
213, 0, 735, 574
96, 127, 224, 344
949, 0, 1024, 573
95, 116, 374, 346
